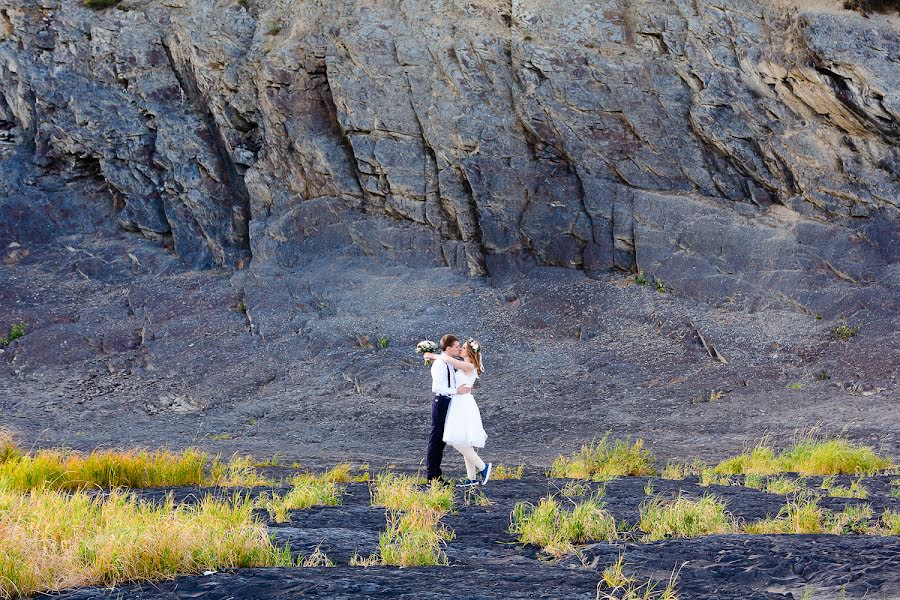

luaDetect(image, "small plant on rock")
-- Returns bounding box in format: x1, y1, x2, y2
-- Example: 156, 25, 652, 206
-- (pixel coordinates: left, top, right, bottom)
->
831, 322, 860, 341
0, 322, 27, 347
635, 272, 648, 285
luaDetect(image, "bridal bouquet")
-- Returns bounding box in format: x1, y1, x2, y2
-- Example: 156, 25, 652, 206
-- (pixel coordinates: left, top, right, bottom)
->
416, 340, 439, 366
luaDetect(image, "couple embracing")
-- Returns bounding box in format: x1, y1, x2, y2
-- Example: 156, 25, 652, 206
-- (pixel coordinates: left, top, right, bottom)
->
423, 335, 491, 488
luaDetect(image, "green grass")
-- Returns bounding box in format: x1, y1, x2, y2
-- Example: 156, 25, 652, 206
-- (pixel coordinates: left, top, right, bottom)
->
699, 470, 734, 487
831, 322, 860, 340
881, 509, 900, 535
765, 476, 807, 495
370, 472, 454, 514
639, 493, 735, 542
820, 476, 868, 499
714, 439, 893, 476
742, 493, 872, 534
0, 429, 22, 464
889, 479, 900, 499
510, 493, 618, 556
0, 322, 27, 348
376, 507, 454, 566
491, 464, 524, 480
0, 488, 291, 598
208, 455, 273, 488
635, 272, 648, 285
0, 435, 277, 491
549, 434, 656, 480
599, 555, 679, 600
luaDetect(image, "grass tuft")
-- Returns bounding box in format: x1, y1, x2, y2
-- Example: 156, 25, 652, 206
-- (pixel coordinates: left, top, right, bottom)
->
0, 445, 274, 492
639, 494, 736, 542
370, 472, 454, 514
0, 429, 22, 464
746, 500, 874, 536
881, 509, 900, 535
550, 434, 656, 480
598, 555, 680, 600
510, 493, 617, 557
491, 464, 524, 480
0, 322, 27, 348
0, 488, 291, 598
377, 506, 454, 566
714, 438, 892, 476
820, 476, 868, 499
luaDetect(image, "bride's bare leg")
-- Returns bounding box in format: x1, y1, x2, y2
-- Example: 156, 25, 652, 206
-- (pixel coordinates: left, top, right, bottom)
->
454, 444, 485, 479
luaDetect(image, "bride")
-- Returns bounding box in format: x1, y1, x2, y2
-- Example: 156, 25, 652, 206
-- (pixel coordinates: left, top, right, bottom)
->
424, 339, 491, 487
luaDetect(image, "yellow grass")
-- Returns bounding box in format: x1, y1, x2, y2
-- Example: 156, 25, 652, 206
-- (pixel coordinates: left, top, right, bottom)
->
599, 555, 680, 600
510, 493, 618, 557
0, 435, 272, 491
0, 430, 21, 464
0, 488, 291, 598
256, 466, 352, 523
370, 472, 454, 514
491, 464, 524, 480
714, 439, 893, 476
881, 509, 900, 535
376, 506, 454, 566
550, 434, 656, 480
639, 494, 736, 542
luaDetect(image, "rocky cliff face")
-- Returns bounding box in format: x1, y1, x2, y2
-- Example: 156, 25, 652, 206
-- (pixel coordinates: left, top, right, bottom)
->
1, 0, 897, 316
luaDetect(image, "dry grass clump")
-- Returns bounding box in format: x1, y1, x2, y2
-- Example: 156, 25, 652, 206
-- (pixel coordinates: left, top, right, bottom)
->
257, 484, 342, 524
491, 464, 524, 480
599, 555, 679, 600
375, 506, 454, 566
699, 470, 734, 487
0, 435, 273, 491
660, 461, 702, 481
510, 493, 618, 556
743, 493, 873, 534
370, 472, 454, 514
764, 476, 807, 495
550, 434, 656, 480
638, 494, 736, 542
0, 448, 208, 491
0, 429, 22, 464
819, 476, 868, 499
881, 509, 900, 535
357, 473, 455, 567
714, 439, 892, 476
0, 488, 291, 598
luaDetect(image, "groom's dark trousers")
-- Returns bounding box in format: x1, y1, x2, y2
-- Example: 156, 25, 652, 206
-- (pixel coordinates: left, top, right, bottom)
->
426, 394, 452, 480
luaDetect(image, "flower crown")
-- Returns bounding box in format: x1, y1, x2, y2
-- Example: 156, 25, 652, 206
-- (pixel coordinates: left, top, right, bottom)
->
465, 338, 481, 353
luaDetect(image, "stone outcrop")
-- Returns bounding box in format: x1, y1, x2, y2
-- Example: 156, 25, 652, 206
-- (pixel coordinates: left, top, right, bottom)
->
0, 0, 897, 315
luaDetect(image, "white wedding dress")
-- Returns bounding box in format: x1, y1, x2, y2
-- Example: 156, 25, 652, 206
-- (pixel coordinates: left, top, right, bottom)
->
442, 368, 487, 448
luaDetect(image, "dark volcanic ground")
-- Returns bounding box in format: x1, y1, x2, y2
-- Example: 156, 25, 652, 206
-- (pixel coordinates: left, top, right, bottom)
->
54, 474, 900, 600
1, 235, 898, 469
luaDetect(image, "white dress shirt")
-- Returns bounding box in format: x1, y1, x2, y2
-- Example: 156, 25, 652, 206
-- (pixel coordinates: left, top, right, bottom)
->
431, 357, 457, 397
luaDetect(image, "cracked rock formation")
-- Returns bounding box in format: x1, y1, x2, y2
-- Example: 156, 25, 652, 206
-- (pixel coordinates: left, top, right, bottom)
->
0, 0, 898, 317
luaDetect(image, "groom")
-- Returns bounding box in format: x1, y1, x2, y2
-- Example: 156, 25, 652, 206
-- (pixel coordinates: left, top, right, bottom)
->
426, 334, 472, 482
